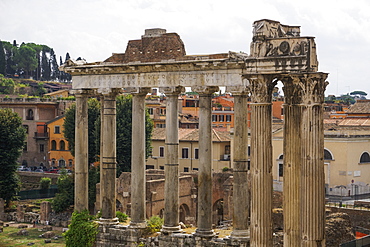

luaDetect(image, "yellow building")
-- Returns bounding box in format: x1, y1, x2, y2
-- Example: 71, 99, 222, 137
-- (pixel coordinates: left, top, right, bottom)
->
146, 128, 232, 172
271, 119, 370, 196
46, 115, 74, 169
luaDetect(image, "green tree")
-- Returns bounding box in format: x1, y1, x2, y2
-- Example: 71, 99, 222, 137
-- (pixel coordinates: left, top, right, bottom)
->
50, 48, 59, 80
64, 210, 98, 247
12, 44, 38, 78
40, 177, 51, 190
63, 98, 101, 164
63, 95, 153, 177
52, 170, 74, 212
41, 50, 51, 80
0, 40, 6, 75
0, 74, 15, 94
0, 109, 26, 206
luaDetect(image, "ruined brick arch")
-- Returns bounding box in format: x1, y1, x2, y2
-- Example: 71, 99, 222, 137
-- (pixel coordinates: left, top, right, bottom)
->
212, 199, 224, 226
179, 203, 190, 223
116, 199, 123, 212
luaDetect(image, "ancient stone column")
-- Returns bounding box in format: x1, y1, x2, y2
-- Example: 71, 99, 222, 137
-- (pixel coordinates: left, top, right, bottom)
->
160, 86, 184, 234
99, 90, 119, 224
192, 85, 219, 238
74, 90, 89, 212
281, 75, 303, 247
246, 74, 276, 247
129, 87, 151, 229
227, 86, 250, 240
300, 73, 328, 247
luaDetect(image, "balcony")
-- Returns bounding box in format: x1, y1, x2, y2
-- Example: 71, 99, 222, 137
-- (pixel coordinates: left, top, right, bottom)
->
34, 132, 49, 139
220, 154, 230, 161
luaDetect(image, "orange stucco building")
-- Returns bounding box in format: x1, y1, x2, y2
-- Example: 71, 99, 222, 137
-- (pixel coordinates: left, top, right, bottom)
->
47, 115, 74, 169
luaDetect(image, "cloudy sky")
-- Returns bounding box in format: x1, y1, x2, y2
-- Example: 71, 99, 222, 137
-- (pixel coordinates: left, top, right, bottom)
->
1, 0, 369, 96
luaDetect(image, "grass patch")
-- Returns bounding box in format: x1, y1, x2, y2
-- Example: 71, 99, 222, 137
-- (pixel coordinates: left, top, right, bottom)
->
0, 227, 65, 246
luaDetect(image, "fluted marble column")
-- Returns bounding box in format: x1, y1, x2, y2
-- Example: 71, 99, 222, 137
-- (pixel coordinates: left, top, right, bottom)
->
74, 90, 89, 212
192, 85, 219, 238
129, 87, 151, 229
247, 74, 276, 247
300, 73, 328, 247
228, 86, 250, 240
161, 86, 184, 234
100, 90, 119, 224
281, 76, 303, 247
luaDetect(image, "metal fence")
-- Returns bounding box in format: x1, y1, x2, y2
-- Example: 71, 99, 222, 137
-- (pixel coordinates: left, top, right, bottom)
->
18, 186, 58, 200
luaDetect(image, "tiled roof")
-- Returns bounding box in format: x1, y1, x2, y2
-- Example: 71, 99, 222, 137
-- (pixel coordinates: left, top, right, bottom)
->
347, 100, 370, 114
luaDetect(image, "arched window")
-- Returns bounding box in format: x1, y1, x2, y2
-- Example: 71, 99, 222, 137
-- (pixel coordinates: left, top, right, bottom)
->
27, 109, 34, 120
60, 140, 65, 150
360, 152, 370, 163
59, 159, 66, 167
324, 149, 333, 160
51, 158, 56, 167
51, 140, 57, 150
68, 159, 73, 167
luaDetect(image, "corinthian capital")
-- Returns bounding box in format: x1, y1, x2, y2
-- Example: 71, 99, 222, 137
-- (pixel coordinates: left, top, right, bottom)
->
296, 73, 328, 105
245, 74, 277, 103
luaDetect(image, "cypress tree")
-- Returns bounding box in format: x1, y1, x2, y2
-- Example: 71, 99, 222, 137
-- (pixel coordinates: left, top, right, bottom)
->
0, 41, 6, 75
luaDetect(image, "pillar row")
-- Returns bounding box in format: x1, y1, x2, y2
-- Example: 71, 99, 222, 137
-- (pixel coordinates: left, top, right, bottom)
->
161, 86, 184, 234
192, 85, 219, 238
300, 73, 328, 247
74, 90, 89, 212
100, 91, 119, 224
246, 74, 276, 247
281, 75, 303, 247
227, 86, 250, 240
129, 87, 151, 229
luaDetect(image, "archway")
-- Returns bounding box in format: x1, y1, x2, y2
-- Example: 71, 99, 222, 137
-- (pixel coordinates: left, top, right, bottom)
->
179, 203, 190, 224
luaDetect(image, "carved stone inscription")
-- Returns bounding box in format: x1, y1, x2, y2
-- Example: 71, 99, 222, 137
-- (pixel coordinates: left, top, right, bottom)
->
72, 69, 244, 89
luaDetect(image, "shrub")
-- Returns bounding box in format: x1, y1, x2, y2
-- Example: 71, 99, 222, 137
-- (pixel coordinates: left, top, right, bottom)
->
40, 177, 51, 190
64, 210, 98, 247
222, 167, 229, 172
116, 211, 128, 223
146, 215, 163, 234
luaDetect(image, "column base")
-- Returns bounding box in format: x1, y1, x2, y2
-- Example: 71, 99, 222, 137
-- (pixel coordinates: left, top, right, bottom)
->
129, 221, 147, 229
193, 228, 215, 238
230, 229, 250, 240
161, 225, 182, 235
98, 217, 119, 226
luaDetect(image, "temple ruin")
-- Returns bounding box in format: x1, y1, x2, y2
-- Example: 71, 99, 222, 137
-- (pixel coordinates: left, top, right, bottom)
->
62, 19, 328, 247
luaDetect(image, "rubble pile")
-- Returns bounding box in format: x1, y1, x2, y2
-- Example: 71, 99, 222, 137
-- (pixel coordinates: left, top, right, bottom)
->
325, 212, 355, 247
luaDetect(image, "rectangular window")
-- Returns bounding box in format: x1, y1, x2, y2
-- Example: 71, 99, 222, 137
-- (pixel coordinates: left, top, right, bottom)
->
226, 115, 232, 122
212, 115, 217, 122
184, 167, 189, 172
182, 148, 189, 159
39, 144, 44, 152
279, 163, 284, 177
159, 166, 164, 170
54, 126, 60, 134
146, 165, 155, 169
148, 108, 154, 115
219, 115, 224, 122
159, 146, 164, 157
23, 142, 27, 151
194, 148, 199, 159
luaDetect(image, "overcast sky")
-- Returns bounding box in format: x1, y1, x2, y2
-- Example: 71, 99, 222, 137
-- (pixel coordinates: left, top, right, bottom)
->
1, 0, 369, 96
